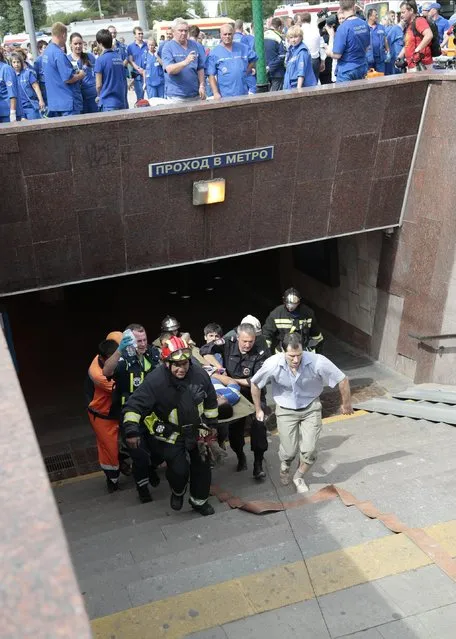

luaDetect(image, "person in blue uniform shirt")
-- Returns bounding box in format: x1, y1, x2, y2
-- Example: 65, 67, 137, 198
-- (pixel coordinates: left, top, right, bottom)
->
161, 18, 206, 102
142, 37, 164, 99
283, 25, 317, 89
42, 22, 85, 117
383, 15, 404, 74
68, 32, 98, 113
127, 26, 147, 101
206, 24, 257, 99
108, 25, 129, 108
94, 29, 126, 112
325, 0, 370, 82
33, 39, 48, 106
11, 52, 45, 120
428, 3, 450, 42
233, 19, 257, 93
367, 8, 390, 73
0, 46, 18, 123
158, 28, 173, 57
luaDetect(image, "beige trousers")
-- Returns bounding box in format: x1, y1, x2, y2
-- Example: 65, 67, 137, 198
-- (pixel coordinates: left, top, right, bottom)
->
276, 399, 322, 467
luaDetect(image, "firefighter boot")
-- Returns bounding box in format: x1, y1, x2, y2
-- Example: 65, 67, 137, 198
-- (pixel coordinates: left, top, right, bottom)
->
189, 499, 215, 516
137, 485, 153, 503
170, 491, 184, 511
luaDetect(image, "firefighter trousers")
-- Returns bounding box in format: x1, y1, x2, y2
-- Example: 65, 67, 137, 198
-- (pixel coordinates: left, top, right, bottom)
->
150, 436, 211, 504
88, 413, 122, 483
128, 433, 163, 489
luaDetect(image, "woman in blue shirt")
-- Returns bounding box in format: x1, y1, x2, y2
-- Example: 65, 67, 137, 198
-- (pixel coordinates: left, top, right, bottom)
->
34, 40, 48, 106
68, 32, 98, 113
284, 26, 317, 89
11, 52, 44, 120
0, 48, 18, 123
142, 38, 165, 98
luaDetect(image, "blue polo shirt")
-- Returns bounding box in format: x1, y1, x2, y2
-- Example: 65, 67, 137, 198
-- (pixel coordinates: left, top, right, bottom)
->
333, 16, 370, 73
284, 41, 317, 89
127, 41, 147, 71
434, 15, 450, 42
67, 52, 97, 99
0, 61, 18, 117
206, 42, 255, 97
94, 49, 125, 108
368, 23, 387, 64
42, 42, 80, 112
17, 67, 39, 110
161, 39, 204, 98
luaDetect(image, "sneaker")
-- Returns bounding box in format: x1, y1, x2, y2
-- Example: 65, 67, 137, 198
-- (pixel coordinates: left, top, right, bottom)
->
293, 476, 309, 494
189, 500, 215, 516
253, 461, 266, 480
170, 492, 184, 511
279, 467, 290, 486
236, 452, 247, 472
149, 468, 160, 487
137, 485, 153, 503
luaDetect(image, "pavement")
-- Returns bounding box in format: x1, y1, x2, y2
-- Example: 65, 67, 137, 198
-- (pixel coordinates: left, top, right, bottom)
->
53, 392, 456, 638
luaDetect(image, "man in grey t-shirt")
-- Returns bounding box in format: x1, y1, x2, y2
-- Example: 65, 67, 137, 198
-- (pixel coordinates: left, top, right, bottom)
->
251, 332, 353, 493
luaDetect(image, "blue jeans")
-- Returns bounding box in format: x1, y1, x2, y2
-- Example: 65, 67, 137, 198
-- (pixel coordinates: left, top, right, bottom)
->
48, 109, 81, 117
146, 83, 164, 98
336, 63, 368, 83
22, 106, 42, 120
133, 74, 144, 100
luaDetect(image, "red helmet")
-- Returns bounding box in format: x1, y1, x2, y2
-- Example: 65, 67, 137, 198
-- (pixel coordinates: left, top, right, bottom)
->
161, 336, 191, 362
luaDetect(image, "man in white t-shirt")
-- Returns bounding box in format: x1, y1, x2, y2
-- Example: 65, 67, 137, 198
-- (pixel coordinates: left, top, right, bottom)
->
251, 332, 352, 493
301, 12, 322, 82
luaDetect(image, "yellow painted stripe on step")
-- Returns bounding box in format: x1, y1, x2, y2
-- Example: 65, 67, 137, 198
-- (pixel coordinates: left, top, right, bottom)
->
51, 471, 104, 488
307, 532, 432, 596
323, 410, 368, 425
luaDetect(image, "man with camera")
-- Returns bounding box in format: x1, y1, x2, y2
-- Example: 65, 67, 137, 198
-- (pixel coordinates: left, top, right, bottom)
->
325, 0, 370, 82
395, 0, 433, 71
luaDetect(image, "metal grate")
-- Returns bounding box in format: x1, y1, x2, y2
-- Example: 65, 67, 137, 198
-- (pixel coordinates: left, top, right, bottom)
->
44, 452, 75, 473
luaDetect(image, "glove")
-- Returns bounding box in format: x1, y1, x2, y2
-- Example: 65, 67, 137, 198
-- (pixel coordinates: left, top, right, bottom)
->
118, 330, 135, 352
9, 110, 16, 123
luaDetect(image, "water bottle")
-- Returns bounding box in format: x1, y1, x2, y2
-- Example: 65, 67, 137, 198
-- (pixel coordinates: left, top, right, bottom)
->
123, 329, 137, 357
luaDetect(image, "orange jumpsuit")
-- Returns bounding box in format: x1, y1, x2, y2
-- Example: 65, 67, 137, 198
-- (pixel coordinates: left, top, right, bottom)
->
87, 355, 121, 483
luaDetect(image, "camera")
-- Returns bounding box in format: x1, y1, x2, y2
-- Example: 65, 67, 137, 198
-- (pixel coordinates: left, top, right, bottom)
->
317, 8, 339, 32
394, 57, 407, 70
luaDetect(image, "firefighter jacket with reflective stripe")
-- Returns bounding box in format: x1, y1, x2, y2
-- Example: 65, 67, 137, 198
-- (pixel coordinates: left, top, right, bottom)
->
85, 355, 117, 420
112, 346, 160, 415
121, 362, 218, 444
262, 303, 323, 352
199, 336, 269, 401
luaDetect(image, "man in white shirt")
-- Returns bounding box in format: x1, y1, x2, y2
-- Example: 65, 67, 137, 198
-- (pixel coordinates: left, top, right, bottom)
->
251, 332, 352, 493
301, 12, 323, 82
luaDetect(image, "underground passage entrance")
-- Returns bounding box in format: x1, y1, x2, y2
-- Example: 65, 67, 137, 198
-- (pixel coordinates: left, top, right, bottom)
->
1, 236, 385, 480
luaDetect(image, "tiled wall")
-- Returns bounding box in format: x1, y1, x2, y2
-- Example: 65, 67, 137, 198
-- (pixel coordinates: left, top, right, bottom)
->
0, 77, 426, 296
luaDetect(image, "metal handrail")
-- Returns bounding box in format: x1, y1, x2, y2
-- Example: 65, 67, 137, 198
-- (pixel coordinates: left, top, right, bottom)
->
409, 333, 456, 342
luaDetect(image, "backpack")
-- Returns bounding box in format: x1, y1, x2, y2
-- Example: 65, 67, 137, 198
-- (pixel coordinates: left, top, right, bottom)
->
412, 18, 441, 57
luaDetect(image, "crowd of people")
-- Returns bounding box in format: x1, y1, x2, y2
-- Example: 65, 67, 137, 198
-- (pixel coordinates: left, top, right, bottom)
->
1, 0, 455, 123
86, 288, 353, 516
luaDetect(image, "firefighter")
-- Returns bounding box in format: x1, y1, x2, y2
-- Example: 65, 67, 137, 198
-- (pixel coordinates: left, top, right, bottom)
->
159, 315, 196, 346
262, 287, 324, 353
102, 323, 161, 503
121, 336, 218, 515
86, 336, 130, 492
199, 323, 269, 479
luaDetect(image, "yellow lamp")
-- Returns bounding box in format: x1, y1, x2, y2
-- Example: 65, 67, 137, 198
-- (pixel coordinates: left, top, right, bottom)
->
193, 179, 226, 206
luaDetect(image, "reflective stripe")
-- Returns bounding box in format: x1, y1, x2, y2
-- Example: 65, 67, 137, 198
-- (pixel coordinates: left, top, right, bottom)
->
100, 464, 120, 471
168, 408, 178, 425
313, 333, 324, 343
266, 339, 272, 347
129, 371, 144, 393
159, 431, 179, 444
189, 495, 207, 506
144, 358, 152, 372
197, 402, 204, 416
137, 478, 149, 487
274, 320, 292, 326
124, 411, 141, 423
204, 407, 219, 419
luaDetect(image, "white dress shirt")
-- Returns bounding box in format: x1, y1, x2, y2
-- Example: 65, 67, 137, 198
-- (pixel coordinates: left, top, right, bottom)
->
301, 23, 322, 59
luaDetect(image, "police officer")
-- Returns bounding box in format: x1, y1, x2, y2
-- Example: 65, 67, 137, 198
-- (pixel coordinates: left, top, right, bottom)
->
121, 336, 218, 516
262, 287, 324, 354
103, 323, 161, 503
200, 323, 269, 479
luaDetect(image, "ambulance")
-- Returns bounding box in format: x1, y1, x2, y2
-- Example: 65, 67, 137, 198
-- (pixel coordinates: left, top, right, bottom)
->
153, 17, 235, 47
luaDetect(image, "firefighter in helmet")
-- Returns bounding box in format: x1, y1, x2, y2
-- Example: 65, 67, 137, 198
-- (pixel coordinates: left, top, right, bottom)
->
262, 287, 324, 353
121, 336, 218, 515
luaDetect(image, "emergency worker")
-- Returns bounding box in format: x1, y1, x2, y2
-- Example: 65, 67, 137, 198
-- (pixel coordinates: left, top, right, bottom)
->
200, 323, 269, 479
428, 3, 450, 43
121, 337, 218, 516
103, 323, 161, 503
262, 287, 324, 353
159, 315, 196, 346
0, 46, 17, 123
127, 26, 147, 101
325, 0, 370, 82
108, 24, 129, 109
86, 337, 130, 492
33, 39, 48, 106
367, 9, 390, 72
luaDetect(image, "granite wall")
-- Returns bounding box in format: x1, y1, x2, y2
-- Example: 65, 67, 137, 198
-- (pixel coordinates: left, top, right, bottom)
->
0, 75, 425, 296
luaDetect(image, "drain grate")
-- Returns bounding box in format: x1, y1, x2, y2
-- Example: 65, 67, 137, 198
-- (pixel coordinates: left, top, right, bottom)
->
44, 452, 75, 473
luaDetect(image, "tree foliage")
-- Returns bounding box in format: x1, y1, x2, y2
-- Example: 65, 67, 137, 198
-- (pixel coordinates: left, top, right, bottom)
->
217, 0, 278, 22
81, 0, 137, 15
148, 0, 207, 22
0, 0, 47, 33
